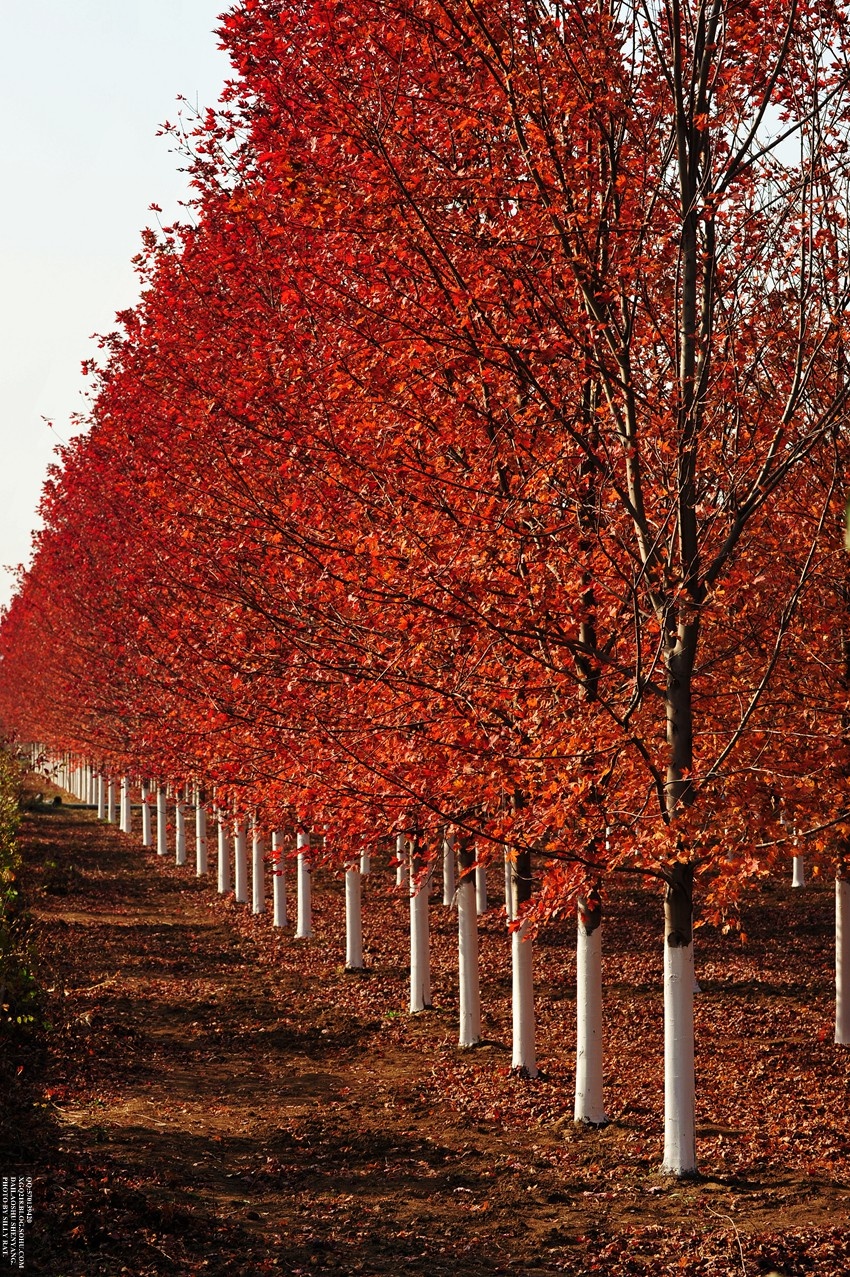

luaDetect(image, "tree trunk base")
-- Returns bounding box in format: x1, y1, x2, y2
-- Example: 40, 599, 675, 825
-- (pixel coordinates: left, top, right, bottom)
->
658, 1165, 701, 1181
511, 1054, 538, 1081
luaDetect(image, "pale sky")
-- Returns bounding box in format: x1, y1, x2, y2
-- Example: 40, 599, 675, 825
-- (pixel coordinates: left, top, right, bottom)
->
0, 1, 232, 610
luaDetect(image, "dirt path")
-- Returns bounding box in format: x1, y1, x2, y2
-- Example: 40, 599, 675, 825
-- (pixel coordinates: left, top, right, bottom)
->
15, 787, 587, 1276
7, 777, 850, 1274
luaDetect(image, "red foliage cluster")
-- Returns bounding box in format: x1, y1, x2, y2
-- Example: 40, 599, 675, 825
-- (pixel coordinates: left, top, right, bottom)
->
4, 0, 850, 919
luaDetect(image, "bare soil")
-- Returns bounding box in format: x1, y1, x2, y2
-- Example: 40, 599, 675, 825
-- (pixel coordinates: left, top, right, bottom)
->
4, 772, 850, 1275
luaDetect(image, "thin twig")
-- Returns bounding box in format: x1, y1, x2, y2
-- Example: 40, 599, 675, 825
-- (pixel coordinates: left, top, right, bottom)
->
704, 1203, 747, 1276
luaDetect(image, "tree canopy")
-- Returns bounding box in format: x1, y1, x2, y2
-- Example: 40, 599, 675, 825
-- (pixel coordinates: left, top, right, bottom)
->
4, 0, 850, 920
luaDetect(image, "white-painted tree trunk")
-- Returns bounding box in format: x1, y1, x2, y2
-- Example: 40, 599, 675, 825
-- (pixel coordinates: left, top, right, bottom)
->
662, 939, 697, 1174
141, 782, 153, 847
272, 831, 287, 926
511, 918, 537, 1076
175, 792, 187, 866
475, 862, 488, 915
252, 820, 265, 914
661, 865, 697, 1176
217, 810, 231, 894
836, 877, 850, 1045
574, 894, 606, 1125
233, 816, 248, 904
295, 830, 312, 939
360, 848, 371, 875
409, 846, 432, 1012
156, 786, 167, 855
345, 864, 364, 969
504, 848, 515, 921
457, 844, 481, 1048
96, 775, 106, 821
792, 855, 805, 888
511, 849, 537, 1076
442, 830, 456, 906
120, 776, 131, 833
106, 779, 116, 824
195, 798, 208, 875
395, 832, 408, 888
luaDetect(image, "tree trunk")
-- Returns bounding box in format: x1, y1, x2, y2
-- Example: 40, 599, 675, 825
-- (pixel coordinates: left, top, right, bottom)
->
661, 862, 697, 1176
457, 840, 481, 1048
217, 809, 231, 893
96, 775, 106, 821
409, 838, 432, 1012
120, 775, 131, 834
574, 889, 606, 1125
156, 786, 167, 856
295, 829, 312, 939
252, 819, 265, 914
272, 830, 287, 927
175, 791, 187, 866
475, 862, 488, 915
792, 855, 806, 888
396, 832, 408, 888
345, 863, 364, 969
107, 779, 116, 824
141, 781, 153, 847
511, 848, 537, 1076
233, 816, 248, 904
504, 847, 515, 921
195, 794, 208, 875
837, 877, 850, 1044
360, 848, 371, 875
442, 830, 456, 906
